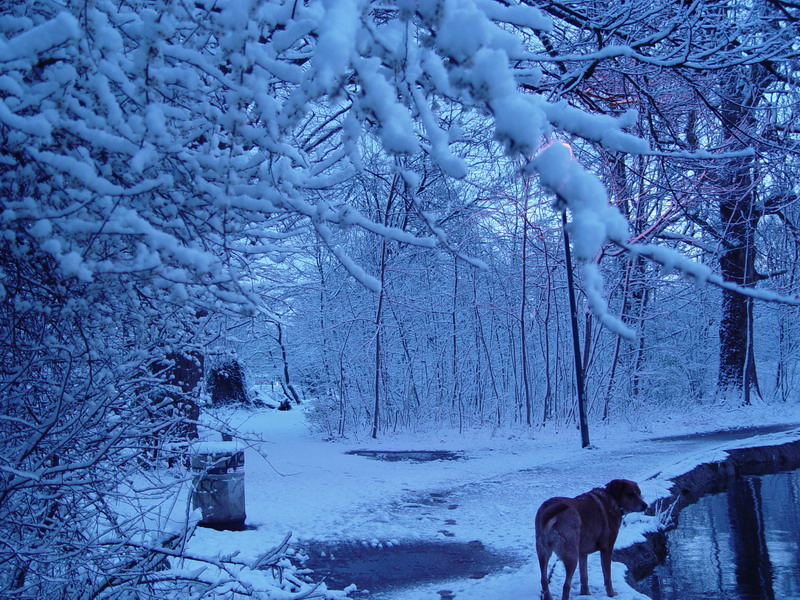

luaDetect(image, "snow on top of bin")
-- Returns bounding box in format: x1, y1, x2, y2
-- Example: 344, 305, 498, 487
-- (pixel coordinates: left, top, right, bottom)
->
190, 440, 243, 454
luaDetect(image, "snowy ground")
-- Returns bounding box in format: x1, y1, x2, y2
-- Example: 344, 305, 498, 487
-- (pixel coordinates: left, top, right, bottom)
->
188, 398, 800, 600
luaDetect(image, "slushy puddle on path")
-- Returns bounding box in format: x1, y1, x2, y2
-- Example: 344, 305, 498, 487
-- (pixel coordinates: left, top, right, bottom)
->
300, 539, 522, 598
302, 448, 520, 597
305, 427, 800, 598
345, 450, 465, 462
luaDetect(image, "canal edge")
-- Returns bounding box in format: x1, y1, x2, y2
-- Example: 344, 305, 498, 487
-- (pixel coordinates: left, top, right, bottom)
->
613, 435, 800, 583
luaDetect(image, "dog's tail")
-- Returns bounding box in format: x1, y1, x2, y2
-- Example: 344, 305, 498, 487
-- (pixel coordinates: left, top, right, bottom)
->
537, 503, 569, 537
541, 515, 556, 536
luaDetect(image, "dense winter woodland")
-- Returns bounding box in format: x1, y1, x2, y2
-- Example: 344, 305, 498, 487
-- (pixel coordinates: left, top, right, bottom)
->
2, 0, 800, 598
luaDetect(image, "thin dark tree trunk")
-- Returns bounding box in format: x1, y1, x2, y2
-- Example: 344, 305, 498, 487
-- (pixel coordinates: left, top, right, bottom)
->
553, 269, 563, 420
631, 282, 649, 400
475, 287, 501, 419
388, 301, 421, 409
452, 256, 463, 431
316, 252, 336, 409
371, 243, 386, 439
371, 175, 397, 439
472, 273, 485, 421
541, 235, 554, 423
274, 321, 301, 405
520, 201, 533, 426
509, 312, 520, 422
562, 210, 590, 448
338, 349, 347, 436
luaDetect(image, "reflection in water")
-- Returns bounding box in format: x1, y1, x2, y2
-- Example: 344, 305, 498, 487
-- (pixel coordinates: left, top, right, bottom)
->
636, 468, 800, 600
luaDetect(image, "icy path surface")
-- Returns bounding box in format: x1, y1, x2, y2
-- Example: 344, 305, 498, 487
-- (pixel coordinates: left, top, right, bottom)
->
188, 404, 800, 600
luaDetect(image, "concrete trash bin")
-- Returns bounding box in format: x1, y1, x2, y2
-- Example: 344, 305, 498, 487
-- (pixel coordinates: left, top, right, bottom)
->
191, 443, 246, 530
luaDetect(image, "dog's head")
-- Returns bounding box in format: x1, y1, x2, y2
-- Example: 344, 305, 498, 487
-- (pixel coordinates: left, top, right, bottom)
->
605, 479, 648, 514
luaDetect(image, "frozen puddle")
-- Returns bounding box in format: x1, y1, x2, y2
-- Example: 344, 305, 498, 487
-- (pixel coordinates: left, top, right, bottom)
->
345, 450, 465, 462
300, 539, 520, 597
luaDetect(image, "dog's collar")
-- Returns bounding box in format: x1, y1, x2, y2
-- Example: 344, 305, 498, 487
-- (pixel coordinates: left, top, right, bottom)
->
608, 493, 625, 518
606, 498, 623, 520
589, 489, 623, 521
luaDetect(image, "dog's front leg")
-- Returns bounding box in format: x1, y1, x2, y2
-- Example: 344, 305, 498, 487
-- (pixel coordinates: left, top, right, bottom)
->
600, 548, 617, 597
579, 554, 589, 595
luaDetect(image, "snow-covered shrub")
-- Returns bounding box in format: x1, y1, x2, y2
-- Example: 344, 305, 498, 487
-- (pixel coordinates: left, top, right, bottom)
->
208, 358, 251, 407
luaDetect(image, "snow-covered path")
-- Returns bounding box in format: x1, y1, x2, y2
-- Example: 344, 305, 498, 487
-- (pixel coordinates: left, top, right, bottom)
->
188, 404, 800, 599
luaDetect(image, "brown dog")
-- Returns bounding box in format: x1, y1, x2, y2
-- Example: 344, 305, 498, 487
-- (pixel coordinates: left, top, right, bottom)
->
535, 479, 647, 600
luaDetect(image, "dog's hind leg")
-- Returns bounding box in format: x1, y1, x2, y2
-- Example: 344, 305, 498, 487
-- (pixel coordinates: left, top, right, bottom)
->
537, 548, 554, 600
579, 553, 589, 595
560, 554, 576, 600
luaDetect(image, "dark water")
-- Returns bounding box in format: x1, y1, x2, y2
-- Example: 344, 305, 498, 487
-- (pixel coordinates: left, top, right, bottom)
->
636, 468, 800, 600
345, 450, 464, 462
301, 539, 518, 597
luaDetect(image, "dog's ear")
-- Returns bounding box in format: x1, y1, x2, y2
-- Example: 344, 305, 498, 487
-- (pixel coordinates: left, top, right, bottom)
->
605, 479, 627, 501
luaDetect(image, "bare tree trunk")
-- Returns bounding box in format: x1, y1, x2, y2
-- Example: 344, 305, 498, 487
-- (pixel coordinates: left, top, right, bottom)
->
714, 62, 770, 402
388, 301, 422, 409
474, 282, 501, 421
451, 257, 464, 431
316, 251, 336, 410
371, 241, 386, 439
337, 322, 356, 436
553, 271, 564, 420
472, 273, 485, 422
371, 175, 398, 438
631, 280, 649, 400
338, 351, 347, 436
562, 210, 590, 448
508, 313, 521, 423
274, 321, 301, 405
520, 200, 533, 426
541, 234, 554, 423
